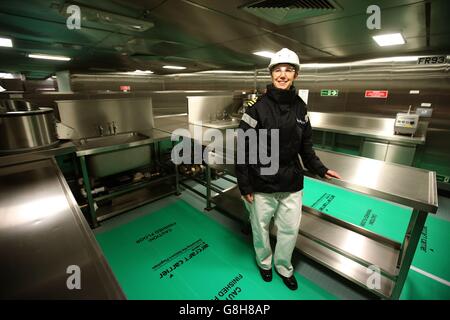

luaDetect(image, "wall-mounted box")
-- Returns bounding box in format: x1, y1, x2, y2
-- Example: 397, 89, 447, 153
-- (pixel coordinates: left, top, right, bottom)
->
416, 108, 433, 118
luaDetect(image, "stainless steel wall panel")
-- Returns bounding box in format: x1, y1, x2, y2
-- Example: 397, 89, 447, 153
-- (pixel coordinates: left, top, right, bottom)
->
70, 74, 164, 92
56, 98, 154, 139
187, 95, 234, 125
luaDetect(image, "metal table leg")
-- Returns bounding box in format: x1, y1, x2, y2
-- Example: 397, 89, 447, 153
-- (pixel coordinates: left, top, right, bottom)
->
331, 132, 336, 150
175, 164, 181, 196
79, 156, 99, 228
391, 209, 428, 299
205, 163, 212, 211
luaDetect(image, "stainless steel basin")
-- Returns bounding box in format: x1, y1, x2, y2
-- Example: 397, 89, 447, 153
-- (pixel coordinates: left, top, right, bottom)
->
75, 131, 149, 149
202, 118, 240, 129
74, 131, 152, 178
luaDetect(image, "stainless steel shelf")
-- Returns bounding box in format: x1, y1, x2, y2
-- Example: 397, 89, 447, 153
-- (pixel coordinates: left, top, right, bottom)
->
297, 235, 395, 298
94, 174, 175, 201
96, 175, 177, 222
295, 213, 400, 277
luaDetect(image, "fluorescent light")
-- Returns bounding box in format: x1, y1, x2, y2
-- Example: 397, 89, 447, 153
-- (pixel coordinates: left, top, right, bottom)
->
163, 65, 186, 70
301, 56, 419, 69
28, 54, 71, 61
362, 56, 418, 63
133, 69, 153, 74
372, 33, 405, 47
123, 70, 154, 75
0, 37, 13, 48
198, 70, 253, 74
253, 51, 275, 58
301, 63, 343, 69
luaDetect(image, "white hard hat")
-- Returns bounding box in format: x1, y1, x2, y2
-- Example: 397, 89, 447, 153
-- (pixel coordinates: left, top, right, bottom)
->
268, 48, 300, 71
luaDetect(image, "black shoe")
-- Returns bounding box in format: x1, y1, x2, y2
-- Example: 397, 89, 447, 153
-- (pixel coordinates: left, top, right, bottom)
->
276, 271, 298, 290
258, 266, 272, 282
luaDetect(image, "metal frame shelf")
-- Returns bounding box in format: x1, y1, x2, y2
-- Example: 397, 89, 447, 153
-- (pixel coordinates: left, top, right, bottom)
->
77, 135, 175, 227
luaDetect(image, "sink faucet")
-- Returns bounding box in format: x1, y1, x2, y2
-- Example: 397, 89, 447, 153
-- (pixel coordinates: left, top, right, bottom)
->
112, 121, 117, 135
98, 124, 104, 136
107, 121, 118, 135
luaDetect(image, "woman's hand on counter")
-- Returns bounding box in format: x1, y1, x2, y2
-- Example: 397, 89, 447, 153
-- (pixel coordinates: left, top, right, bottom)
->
243, 193, 254, 204
325, 169, 342, 180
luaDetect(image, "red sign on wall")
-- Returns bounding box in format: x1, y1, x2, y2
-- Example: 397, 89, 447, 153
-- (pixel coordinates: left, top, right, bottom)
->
365, 90, 388, 98
120, 85, 131, 92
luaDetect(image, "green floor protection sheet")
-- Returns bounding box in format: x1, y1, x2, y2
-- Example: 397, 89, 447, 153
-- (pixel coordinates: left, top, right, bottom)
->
304, 177, 450, 299
401, 216, 450, 299
95, 200, 336, 300
303, 177, 412, 243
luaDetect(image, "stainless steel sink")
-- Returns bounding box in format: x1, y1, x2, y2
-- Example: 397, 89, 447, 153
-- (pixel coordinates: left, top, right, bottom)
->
75, 131, 149, 149
74, 131, 152, 178
202, 118, 240, 129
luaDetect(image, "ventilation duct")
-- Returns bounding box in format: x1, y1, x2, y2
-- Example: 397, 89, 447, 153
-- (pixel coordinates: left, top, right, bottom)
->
239, 0, 342, 25
60, 4, 154, 32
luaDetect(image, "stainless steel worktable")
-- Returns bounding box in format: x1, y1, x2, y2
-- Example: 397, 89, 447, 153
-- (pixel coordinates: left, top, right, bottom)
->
0, 156, 125, 299
306, 112, 428, 145
72, 127, 176, 227
313, 150, 438, 213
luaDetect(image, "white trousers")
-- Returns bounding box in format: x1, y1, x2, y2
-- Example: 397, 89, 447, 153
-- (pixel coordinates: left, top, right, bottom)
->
244, 190, 302, 278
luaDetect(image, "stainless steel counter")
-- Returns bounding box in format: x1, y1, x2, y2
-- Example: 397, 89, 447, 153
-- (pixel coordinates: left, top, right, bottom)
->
308, 112, 428, 145
0, 157, 125, 299
314, 150, 438, 213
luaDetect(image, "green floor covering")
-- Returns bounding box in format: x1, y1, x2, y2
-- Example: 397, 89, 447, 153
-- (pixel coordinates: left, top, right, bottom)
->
400, 216, 450, 300
96, 199, 336, 300
400, 268, 450, 300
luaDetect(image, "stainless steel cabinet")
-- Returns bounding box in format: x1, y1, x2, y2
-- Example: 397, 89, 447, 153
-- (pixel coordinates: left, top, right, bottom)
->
385, 144, 416, 166
361, 139, 416, 166
361, 140, 388, 161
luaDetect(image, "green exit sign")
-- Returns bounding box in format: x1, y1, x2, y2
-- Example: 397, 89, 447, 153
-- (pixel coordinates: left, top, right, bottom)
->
321, 89, 339, 97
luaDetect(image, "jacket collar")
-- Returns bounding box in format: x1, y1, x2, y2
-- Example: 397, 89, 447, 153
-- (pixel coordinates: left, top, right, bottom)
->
266, 84, 297, 105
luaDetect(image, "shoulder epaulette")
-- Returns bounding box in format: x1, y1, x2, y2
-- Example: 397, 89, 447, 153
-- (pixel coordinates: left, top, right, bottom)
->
246, 96, 259, 108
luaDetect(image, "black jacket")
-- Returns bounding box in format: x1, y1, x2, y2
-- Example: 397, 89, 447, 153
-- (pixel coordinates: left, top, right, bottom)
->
235, 84, 328, 195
